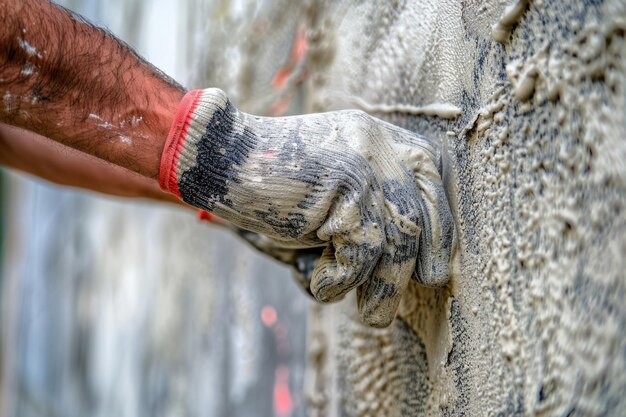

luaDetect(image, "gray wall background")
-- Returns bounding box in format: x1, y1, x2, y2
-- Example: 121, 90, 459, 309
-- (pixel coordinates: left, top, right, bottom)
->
1, 2, 309, 417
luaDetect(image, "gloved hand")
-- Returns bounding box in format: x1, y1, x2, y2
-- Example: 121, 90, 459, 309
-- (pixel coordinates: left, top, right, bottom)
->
160, 88, 454, 327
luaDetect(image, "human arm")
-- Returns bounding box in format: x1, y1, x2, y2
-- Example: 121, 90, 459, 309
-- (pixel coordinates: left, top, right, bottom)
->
0, 0, 182, 179
0, 123, 182, 204
0, 122, 323, 295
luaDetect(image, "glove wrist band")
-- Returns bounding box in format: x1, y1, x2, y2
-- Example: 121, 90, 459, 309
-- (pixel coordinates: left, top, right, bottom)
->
159, 88, 227, 198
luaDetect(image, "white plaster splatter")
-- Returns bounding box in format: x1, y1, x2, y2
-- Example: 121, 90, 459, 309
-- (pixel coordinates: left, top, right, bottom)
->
3, 92, 14, 113
88, 113, 135, 145
17, 37, 43, 58
21, 63, 36, 76
130, 115, 143, 126
353, 97, 462, 119
97, 122, 116, 129
89, 114, 116, 128
492, 0, 530, 43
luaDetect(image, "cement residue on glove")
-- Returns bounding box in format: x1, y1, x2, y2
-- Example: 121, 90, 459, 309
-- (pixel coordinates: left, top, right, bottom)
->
160, 88, 454, 327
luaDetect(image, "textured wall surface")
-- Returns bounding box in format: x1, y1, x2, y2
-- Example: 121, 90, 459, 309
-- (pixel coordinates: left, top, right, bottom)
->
2, 1, 625, 417
297, 1, 626, 416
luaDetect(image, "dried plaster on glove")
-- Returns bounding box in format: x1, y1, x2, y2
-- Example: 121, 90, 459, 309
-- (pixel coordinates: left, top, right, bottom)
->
452, 14, 626, 415
220, 110, 423, 228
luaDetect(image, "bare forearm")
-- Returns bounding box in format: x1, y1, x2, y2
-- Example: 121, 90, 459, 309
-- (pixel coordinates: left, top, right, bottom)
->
0, 123, 184, 206
0, 0, 184, 178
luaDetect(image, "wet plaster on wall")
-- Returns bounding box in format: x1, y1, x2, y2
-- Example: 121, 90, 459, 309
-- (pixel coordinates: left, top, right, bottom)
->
297, 0, 626, 416
492, 0, 530, 44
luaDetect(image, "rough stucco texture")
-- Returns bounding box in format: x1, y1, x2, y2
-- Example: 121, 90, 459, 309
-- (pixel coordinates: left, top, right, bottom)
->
205, 0, 626, 415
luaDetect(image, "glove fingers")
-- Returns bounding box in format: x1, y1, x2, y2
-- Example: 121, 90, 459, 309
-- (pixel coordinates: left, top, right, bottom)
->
356, 198, 419, 328
310, 237, 382, 303
412, 172, 454, 287
310, 189, 385, 303
391, 136, 454, 287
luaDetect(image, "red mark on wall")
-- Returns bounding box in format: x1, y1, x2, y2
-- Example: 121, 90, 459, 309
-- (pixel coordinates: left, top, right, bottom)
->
261, 305, 278, 327
272, 26, 309, 90
274, 366, 293, 417
271, 98, 291, 116
270, 25, 309, 116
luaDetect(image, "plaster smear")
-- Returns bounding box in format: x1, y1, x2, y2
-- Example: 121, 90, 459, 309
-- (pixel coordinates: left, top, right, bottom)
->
491, 0, 530, 44
456, 15, 626, 415
352, 97, 462, 120
3, 92, 14, 113
304, 0, 470, 116
88, 113, 138, 145
17, 36, 43, 58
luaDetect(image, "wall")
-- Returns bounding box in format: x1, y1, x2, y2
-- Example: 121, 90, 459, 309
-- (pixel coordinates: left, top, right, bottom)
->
203, 0, 626, 415
297, 1, 626, 415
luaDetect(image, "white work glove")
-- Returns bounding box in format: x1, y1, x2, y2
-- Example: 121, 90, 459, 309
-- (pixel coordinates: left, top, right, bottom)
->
160, 88, 453, 327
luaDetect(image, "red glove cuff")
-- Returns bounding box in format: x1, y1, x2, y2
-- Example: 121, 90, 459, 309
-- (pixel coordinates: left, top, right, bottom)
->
197, 210, 216, 222
158, 89, 203, 198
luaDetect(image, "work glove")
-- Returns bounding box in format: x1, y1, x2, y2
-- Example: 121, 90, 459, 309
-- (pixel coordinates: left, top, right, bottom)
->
160, 88, 454, 327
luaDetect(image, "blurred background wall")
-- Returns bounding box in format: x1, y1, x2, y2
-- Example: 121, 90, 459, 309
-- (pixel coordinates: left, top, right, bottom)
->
1, 2, 309, 417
